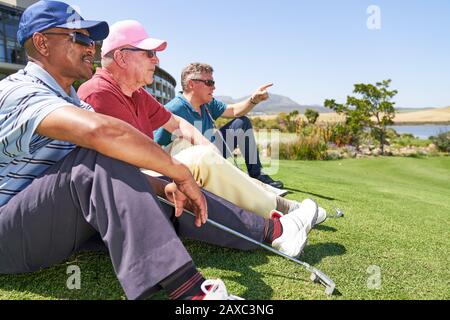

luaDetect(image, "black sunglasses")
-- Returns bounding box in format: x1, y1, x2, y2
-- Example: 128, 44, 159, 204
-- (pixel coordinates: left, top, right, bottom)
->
191, 79, 215, 87
120, 48, 157, 59
42, 32, 95, 47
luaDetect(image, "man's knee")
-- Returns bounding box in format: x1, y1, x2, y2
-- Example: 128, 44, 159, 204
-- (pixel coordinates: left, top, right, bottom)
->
234, 116, 253, 130
193, 146, 225, 167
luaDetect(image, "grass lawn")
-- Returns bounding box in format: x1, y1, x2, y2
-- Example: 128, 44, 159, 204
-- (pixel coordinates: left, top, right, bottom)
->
0, 156, 449, 300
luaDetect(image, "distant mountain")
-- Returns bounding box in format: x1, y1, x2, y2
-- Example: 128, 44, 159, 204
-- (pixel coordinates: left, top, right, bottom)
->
216, 94, 332, 115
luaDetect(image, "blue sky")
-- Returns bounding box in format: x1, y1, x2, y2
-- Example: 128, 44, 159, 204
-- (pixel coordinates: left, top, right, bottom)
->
62, 0, 450, 108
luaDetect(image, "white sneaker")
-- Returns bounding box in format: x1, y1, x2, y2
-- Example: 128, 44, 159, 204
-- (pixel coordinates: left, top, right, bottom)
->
273, 205, 327, 228
272, 199, 318, 258
201, 279, 245, 300
316, 207, 328, 226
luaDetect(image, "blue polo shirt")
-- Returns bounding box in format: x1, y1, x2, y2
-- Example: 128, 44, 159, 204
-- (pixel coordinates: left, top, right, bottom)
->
0, 62, 93, 206
154, 94, 227, 147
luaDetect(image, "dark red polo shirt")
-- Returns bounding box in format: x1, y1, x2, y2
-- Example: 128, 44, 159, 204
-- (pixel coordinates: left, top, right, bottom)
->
78, 68, 171, 140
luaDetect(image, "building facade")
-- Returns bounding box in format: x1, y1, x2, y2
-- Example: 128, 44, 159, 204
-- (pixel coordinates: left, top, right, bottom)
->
0, 0, 37, 79
145, 66, 177, 105
0, 0, 177, 104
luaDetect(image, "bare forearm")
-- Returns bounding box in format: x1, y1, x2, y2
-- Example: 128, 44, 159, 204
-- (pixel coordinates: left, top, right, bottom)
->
227, 98, 256, 118
91, 124, 191, 181
37, 106, 192, 182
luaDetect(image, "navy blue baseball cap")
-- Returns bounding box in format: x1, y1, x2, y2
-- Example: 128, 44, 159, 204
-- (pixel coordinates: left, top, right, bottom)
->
17, 0, 109, 47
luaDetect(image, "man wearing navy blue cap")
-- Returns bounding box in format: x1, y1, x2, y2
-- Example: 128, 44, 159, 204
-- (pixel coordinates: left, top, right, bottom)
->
0, 1, 317, 300
17, 0, 109, 47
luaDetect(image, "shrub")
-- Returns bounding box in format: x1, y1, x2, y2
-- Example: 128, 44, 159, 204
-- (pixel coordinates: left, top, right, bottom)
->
431, 131, 450, 152
330, 123, 353, 147
392, 134, 431, 148
278, 136, 328, 160
305, 109, 319, 124
270, 125, 328, 160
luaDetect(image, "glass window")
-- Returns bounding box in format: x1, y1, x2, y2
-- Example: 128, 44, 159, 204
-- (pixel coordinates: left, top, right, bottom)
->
0, 8, 26, 64
5, 13, 19, 40
0, 35, 5, 63
0, 11, 5, 63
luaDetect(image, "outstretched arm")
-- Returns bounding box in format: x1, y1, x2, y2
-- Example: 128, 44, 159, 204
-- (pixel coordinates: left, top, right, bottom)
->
221, 83, 273, 118
37, 106, 208, 227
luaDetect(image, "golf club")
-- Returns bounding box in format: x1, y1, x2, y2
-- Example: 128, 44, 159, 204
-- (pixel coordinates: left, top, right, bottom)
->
157, 196, 336, 296
204, 106, 241, 170
326, 208, 345, 219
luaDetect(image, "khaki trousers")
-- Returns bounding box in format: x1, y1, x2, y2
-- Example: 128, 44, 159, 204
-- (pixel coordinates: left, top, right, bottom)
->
145, 139, 277, 218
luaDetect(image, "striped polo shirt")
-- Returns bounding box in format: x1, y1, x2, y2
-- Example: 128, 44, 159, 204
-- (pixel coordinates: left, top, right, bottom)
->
0, 62, 93, 207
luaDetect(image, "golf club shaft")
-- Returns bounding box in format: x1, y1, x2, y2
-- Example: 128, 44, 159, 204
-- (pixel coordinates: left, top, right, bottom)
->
216, 129, 241, 169
157, 196, 335, 293
205, 108, 242, 170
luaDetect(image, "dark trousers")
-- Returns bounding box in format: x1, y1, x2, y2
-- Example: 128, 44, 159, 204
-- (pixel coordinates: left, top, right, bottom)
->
215, 116, 263, 178
0, 148, 265, 299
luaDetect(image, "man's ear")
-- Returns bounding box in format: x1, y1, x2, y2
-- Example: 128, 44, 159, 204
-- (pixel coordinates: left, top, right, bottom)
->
187, 79, 195, 91
113, 50, 127, 68
32, 33, 50, 57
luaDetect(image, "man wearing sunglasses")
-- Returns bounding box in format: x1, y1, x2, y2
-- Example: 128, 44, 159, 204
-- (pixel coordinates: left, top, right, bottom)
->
154, 63, 284, 190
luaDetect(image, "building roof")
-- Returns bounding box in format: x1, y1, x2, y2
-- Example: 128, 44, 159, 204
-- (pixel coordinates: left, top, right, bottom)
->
0, 0, 38, 10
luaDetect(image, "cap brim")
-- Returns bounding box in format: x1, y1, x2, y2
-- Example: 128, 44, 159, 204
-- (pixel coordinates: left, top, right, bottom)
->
56, 20, 109, 41
132, 37, 167, 51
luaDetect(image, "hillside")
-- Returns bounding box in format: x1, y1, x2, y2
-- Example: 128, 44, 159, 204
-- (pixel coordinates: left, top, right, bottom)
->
317, 107, 450, 124
254, 106, 450, 124
216, 94, 331, 114
393, 106, 450, 123
217, 93, 450, 123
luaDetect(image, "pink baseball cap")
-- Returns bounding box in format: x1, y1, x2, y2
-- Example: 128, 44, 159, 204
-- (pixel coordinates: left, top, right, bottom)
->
101, 20, 167, 57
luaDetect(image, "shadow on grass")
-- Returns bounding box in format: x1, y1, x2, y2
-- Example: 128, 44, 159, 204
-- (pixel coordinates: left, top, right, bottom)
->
284, 187, 339, 201
0, 251, 125, 300
185, 241, 346, 300
302, 243, 346, 266
0, 241, 346, 300
0, 241, 273, 300
315, 225, 338, 232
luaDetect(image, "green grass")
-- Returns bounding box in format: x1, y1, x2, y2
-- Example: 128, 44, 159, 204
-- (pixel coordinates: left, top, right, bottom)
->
1, 157, 449, 300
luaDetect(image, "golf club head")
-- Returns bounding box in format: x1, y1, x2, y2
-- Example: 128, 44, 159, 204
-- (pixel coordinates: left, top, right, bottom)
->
335, 208, 344, 218
311, 269, 336, 296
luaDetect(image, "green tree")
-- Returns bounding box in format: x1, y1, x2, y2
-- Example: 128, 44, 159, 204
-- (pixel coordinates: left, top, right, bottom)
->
304, 109, 319, 125
324, 79, 398, 154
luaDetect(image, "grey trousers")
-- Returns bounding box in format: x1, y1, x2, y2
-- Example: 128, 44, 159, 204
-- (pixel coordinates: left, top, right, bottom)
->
0, 148, 265, 299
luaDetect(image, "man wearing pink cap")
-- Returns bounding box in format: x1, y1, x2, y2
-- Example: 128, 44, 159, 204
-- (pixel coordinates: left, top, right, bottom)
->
79, 20, 327, 222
